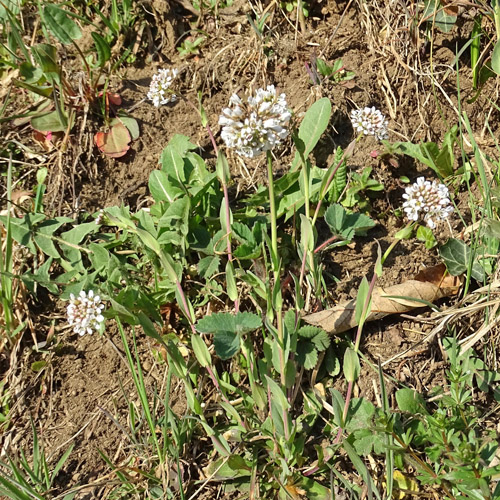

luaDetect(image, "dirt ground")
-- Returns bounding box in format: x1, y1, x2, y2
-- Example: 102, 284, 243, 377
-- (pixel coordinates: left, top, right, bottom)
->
2, 1, 498, 498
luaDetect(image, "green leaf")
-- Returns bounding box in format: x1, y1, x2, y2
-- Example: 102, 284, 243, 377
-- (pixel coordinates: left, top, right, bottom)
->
315, 58, 331, 77
19, 62, 43, 84
13, 78, 53, 98
355, 277, 371, 325
291, 98, 332, 171
492, 39, 500, 75
91, 31, 111, 67
136, 312, 164, 344
232, 222, 254, 245
395, 388, 428, 415
42, 5, 82, 45
343, 440, 381, 498
167, 134, 198, 156
384, 140, 435, 169
31, 43, 60, 83
213, 329, 240, 360
60, 222, 97, 244
33, 218, 68, 258
216, 151, 231, 184
324, 204, 375, 241
395, 224, 414, 239
31, 360, 47, 372
343, 347, 360, 382
439, 238, 486, 281
345, 397, 375, 432
384, 129, 456, 178
296, 476, 331, 500
325, 347, 340, 376
265, 375, 290, 414
196, 312, 262, 360
300, 214, 315, 256
311, 329, 330, 351
161, 145, 186, 183
225, 260, 238, 302
2, 213, 45, 253
423, 0, 457, 33
350, 428, 381, 456
197, 312, 262, 335
31, 110, 70, 132
416, 225, 437, 249
434, 125, 457, 177
0, 0, 20, 20
191, 334, 211, 367
298, 325, 323, 339
158, 196, 190, 234
198, 255, 220, 278
329, 147, 347, 202
149, 170, 181, 203
111, 115, 139, 140
88, 243, 110, 271
296, 341, 318, 370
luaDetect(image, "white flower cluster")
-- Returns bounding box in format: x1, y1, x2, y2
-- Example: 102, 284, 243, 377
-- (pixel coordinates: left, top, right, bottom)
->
350, 106, 388, 140
147, 68, 179, 107
219, 85, 291, 158
67, 290, 105, 336
402, 177, 454, 229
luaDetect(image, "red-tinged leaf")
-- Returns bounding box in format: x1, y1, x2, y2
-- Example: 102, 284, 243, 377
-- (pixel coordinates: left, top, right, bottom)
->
95, 123, 131, 158
108, 93, 122, 105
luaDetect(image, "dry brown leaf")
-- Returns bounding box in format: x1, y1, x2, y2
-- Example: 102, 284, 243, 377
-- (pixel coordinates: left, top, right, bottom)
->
303, 264, 461, 334
11, 190, 33, 204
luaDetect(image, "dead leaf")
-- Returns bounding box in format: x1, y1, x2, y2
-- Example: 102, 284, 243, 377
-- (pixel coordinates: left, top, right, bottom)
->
441, 0, 459, 15
95, 122, 131, 158
11, 190, 33, 204
303, 264, 461, 334
32, 130, 64, 151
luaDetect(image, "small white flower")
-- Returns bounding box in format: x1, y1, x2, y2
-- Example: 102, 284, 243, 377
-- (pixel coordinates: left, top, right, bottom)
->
402, 177, 454, 229
95, 209, 105, 225
219, 85, 291, 158
147, 68, 179, 107
66, 290, 105, 336
350, 106, 388, 140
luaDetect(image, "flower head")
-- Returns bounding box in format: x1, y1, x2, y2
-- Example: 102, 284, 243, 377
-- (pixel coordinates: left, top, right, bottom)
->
95, 209, 105, 225
219, 85, 291, 158
350, 106, 388, 140
67, 290, 105, 336
402, 177, 453, 229
147, 68, 179, 107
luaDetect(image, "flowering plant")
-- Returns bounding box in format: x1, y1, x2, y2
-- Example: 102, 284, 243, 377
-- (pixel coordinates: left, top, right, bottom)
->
350, 106, 388, 140
67, 290, 105, 336
219, 85, 291, 158
147, 68, 179, 107
402, 177, 453, 229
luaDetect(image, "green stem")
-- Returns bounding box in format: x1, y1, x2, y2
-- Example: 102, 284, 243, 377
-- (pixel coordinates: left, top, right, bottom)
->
267, 152, 279, 279
381, 222, 414, 265
302, 153, 310, 220
494, 1, 500, 39
266, 151, 287, 394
